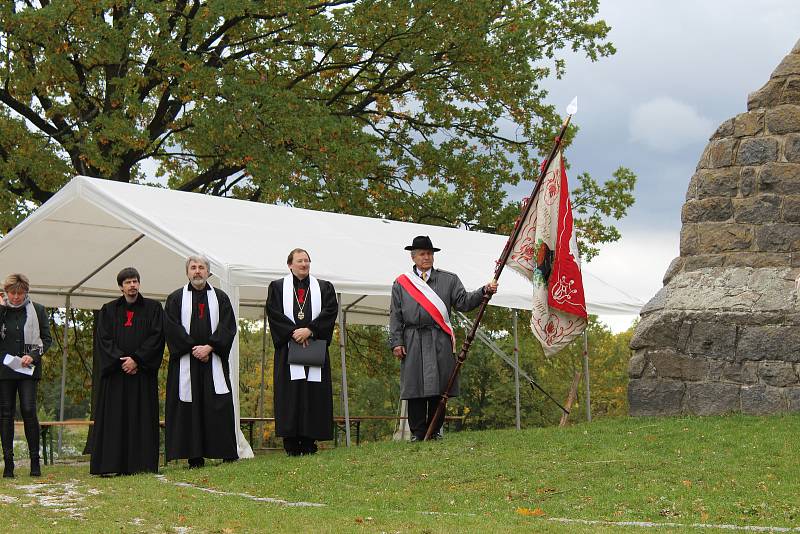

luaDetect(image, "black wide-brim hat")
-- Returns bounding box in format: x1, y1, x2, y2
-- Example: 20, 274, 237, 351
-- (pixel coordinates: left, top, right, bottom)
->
404, 235, 441, 252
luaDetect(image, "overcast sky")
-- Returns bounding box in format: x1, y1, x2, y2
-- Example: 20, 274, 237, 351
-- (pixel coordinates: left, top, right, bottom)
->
517, 0, 800, 330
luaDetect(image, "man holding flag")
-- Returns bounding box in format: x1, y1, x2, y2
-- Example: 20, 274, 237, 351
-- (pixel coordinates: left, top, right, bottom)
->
404, 98, 587, 440
389, 236, 497, 441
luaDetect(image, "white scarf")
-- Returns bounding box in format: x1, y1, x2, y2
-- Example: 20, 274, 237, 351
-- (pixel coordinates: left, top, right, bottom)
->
179, 284, 230, 402
2, 298, 42, 353
282, 273, 322, 382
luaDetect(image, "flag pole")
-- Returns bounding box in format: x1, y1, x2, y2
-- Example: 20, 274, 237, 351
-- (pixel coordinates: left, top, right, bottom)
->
424, 103, 577, 441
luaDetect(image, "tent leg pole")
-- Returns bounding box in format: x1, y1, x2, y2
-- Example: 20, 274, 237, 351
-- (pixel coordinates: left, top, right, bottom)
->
513, 310, 521, 430
337, 294, 351, 447
58, 295, 71, 454
582, 330, 591, 422
257, 308, 267, 448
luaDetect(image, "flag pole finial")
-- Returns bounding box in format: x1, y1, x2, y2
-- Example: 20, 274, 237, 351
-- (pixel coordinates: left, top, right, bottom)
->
566, 96, 578, 116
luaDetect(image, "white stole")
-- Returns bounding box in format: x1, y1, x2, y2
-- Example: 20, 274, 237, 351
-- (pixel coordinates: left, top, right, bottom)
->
179, 284, 230, 402
282, 273, 322, 382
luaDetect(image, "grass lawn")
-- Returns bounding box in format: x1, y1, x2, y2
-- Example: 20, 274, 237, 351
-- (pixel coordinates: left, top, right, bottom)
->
0, 413, 797, 533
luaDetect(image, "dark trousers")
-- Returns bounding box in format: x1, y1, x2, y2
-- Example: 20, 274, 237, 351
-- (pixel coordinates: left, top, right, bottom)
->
407, 396, 442, 439
283, 436, 318, 456
0, 380, 39, 459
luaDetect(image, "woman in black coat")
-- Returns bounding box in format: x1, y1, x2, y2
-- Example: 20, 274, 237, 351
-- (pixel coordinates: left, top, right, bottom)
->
0, 273, 51, 477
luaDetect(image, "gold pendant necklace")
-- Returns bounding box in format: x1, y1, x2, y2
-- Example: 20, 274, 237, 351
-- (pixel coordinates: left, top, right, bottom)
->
294, 287, 307, 320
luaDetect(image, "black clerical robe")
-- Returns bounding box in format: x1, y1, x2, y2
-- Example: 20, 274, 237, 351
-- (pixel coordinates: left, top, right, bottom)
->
90, 295, 165, 475
266, 275, 337, 441
164, 283, 238, 460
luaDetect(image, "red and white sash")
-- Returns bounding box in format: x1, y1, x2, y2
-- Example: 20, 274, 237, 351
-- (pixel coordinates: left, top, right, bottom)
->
396, 271, 455, 351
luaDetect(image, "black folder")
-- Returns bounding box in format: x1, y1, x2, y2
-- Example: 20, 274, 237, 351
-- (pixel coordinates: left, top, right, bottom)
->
287, 339, 327, 366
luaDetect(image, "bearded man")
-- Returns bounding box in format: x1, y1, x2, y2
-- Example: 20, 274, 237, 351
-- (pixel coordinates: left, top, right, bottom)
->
164, 255, 238, 467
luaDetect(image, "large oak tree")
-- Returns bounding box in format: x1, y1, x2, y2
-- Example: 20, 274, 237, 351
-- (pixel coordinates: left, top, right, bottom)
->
0, 0, 633, 253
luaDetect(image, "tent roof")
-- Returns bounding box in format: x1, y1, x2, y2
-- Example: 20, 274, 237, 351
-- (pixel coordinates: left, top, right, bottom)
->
0, 176, 642, 322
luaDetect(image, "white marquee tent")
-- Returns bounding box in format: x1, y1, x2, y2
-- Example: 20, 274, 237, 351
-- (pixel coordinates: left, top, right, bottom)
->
0, 176, 644, 455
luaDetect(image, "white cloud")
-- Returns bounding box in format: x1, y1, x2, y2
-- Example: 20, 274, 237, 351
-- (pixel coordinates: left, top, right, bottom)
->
588, 229, 679, 332
597, 313, 638, 334
629, 97, 714, 153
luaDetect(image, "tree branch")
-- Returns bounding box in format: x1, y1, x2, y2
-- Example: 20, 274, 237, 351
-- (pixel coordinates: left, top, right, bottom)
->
177, 164, 244, 192
0, 88, 59, 138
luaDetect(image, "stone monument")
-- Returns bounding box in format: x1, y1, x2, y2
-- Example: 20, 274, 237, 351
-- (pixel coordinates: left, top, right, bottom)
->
628, 39, 800, 416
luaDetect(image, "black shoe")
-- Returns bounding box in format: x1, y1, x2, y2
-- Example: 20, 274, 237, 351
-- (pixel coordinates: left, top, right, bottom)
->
30, 457, 40, 477
283, 437, 302, 456
430, 431, 443, 441
300, 440, 318, 455
3, 458, 13, 478
410, 435, 423, 442
187, 457, 205, 469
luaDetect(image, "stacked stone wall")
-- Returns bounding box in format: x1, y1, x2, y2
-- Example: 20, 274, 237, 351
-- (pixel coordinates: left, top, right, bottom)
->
629, 39, 800, 416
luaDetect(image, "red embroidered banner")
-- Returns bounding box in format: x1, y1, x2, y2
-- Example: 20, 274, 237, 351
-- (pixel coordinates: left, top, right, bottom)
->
549, 153, 586, 318
505, 151, 587, 356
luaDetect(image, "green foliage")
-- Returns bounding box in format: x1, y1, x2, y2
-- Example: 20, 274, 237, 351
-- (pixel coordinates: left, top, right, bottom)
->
572, 166, 637, 260
236, 319, 271, 418
40, 309, 95, 419
0, 109, 72, 230
0, 0, 632, 248
452, 314, 634, 429
329, 325, 402, 441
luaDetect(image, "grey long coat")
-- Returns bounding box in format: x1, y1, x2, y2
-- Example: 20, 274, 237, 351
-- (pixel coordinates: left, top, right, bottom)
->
389, 268, 485, 399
